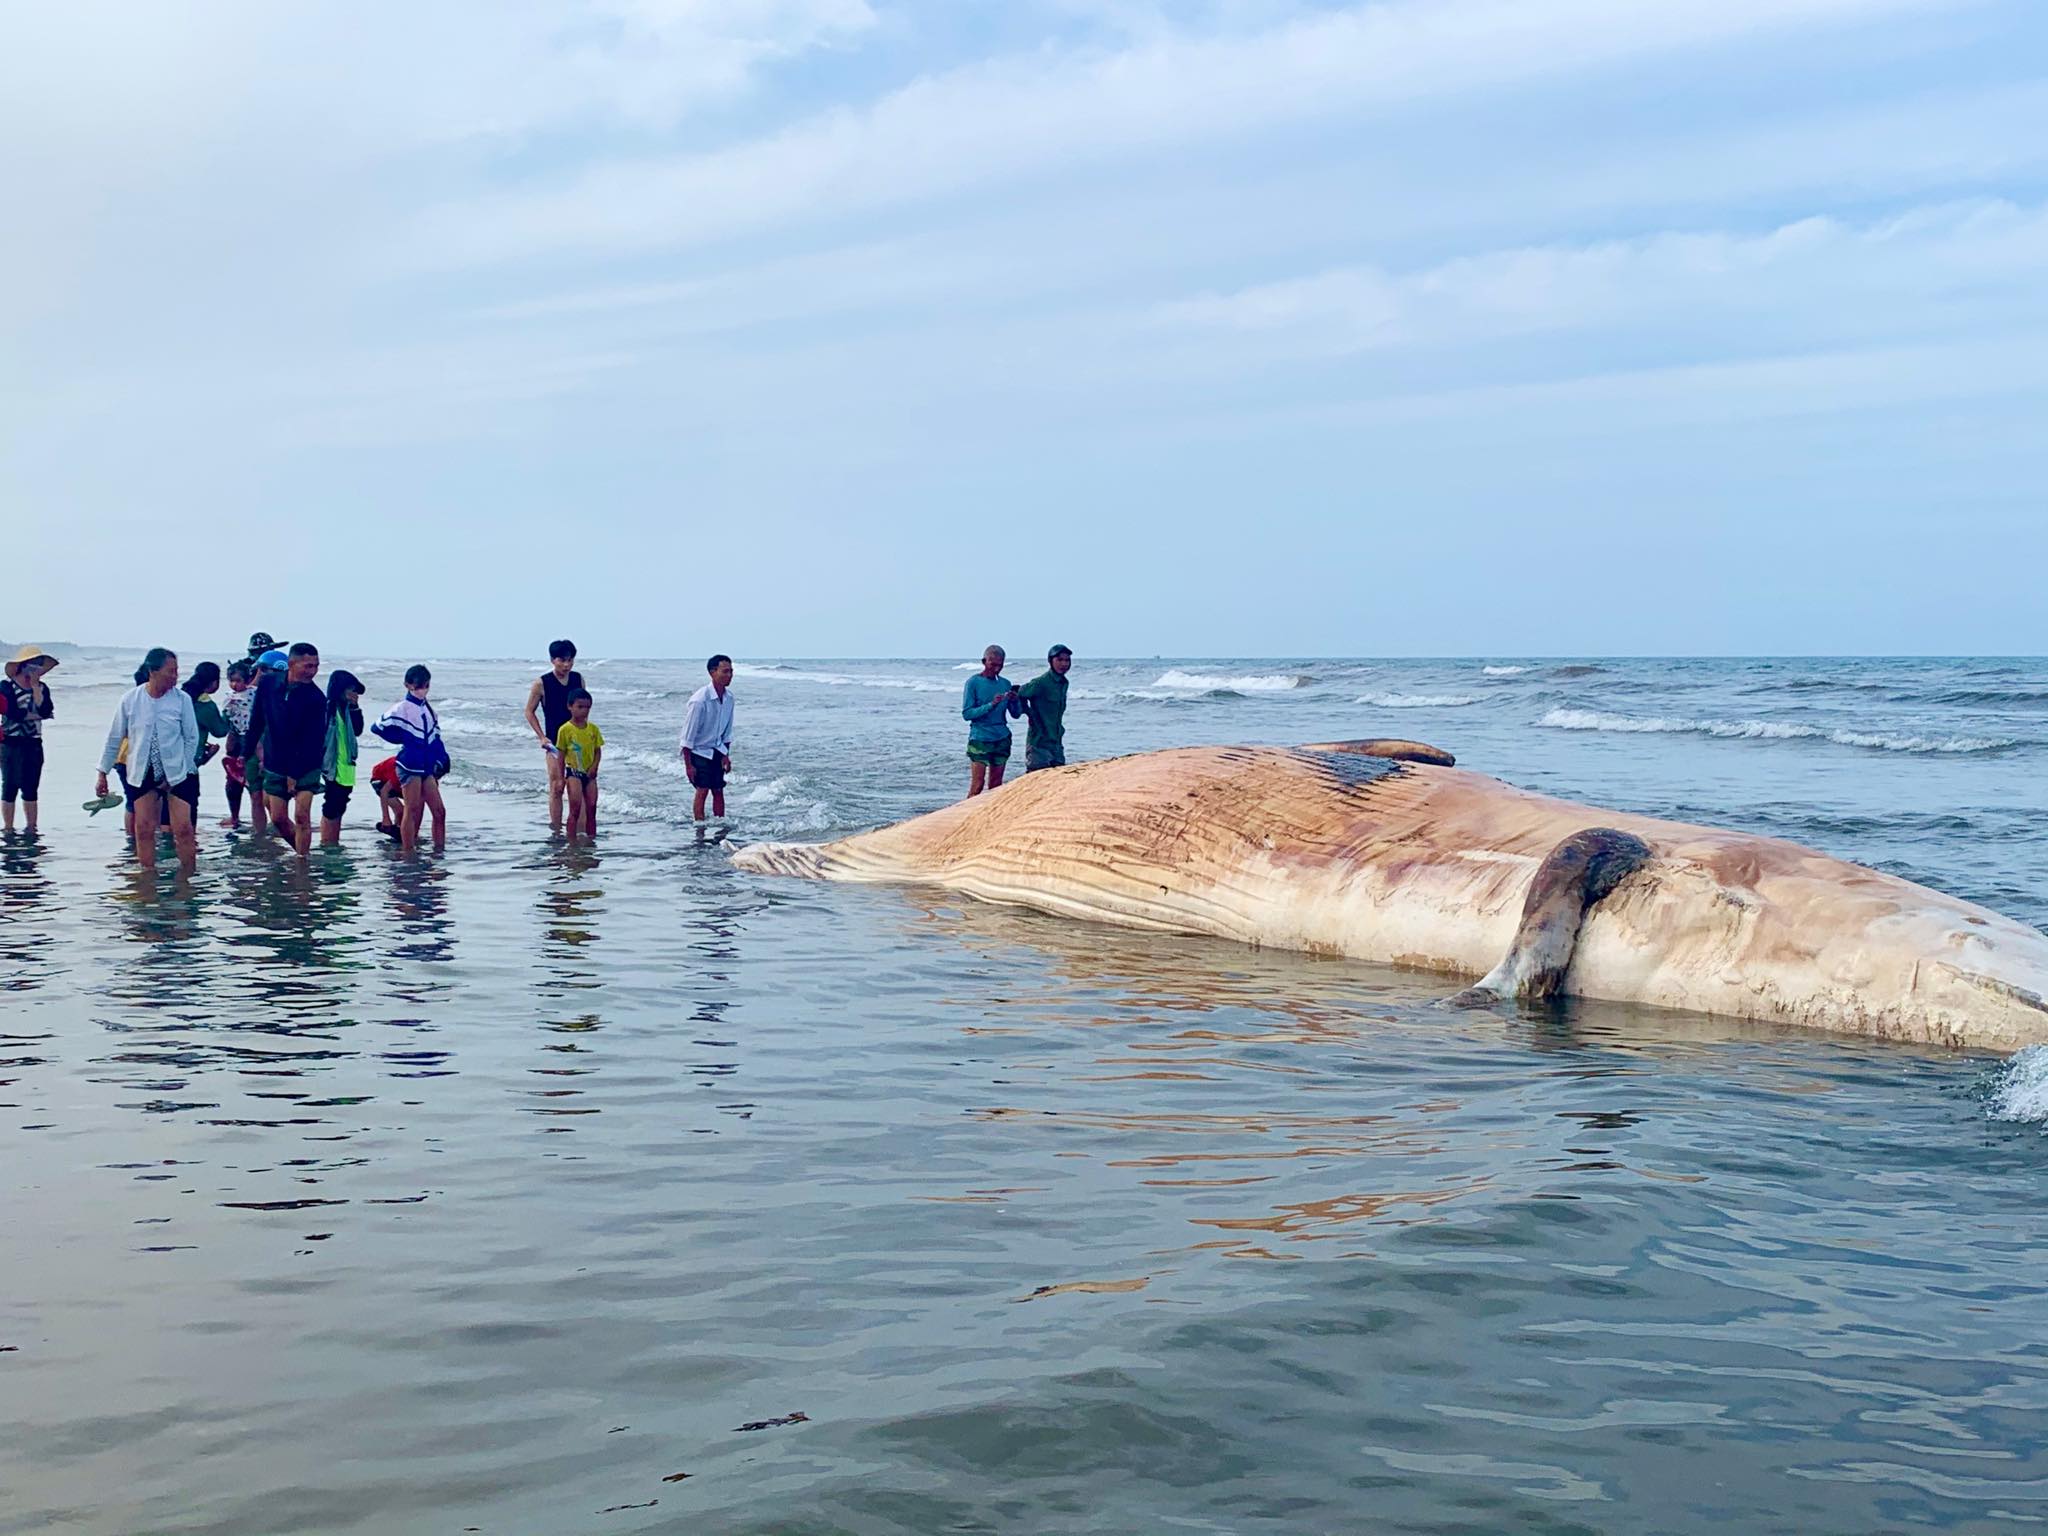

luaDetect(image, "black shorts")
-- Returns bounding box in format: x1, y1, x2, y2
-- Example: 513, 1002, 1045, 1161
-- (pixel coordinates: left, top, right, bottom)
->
321, 782, 354, 822
0, 738, 43, 803
126, 769, 200, 811
687, 751, 727, 791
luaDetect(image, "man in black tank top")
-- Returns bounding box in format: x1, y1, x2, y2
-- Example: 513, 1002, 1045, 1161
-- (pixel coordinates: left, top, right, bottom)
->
523, 639, 582, 833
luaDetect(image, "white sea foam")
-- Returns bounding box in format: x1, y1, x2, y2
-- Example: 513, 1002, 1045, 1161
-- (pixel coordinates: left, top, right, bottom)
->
1987, 1046, 2048, 1123
1358, 692, 1478, 708
733, 663, 948, 693
736, 775, 798, 804
732, 776, 833, 829
439, 717, 534, 741
1155, 670, 1312, 692
1538, 708, 2013, 754
1482, 665, 1530, 676
611, 747, 688, 779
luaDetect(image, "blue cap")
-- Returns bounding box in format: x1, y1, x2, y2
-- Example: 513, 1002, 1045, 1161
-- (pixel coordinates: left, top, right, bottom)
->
258, 649, 288, 671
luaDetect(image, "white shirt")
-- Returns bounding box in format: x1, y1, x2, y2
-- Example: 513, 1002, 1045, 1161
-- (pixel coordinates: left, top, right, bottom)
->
678, 682, 734, 758
101, 684, 199, 783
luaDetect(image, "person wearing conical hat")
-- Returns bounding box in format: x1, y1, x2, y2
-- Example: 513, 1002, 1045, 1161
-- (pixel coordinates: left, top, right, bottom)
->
1, 645, 57, 834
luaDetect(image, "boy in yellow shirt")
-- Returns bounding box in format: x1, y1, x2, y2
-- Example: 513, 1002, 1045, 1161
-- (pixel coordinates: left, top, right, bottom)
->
554, 688, 603, 841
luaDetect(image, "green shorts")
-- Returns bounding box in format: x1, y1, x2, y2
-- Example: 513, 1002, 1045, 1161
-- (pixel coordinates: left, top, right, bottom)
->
966, 738, 1011, 766
262, 770, 324, 800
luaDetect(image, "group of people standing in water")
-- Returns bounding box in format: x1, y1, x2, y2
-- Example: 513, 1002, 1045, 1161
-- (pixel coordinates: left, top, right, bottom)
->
521, 643, 736, 831
80, 633, 450, 872
0, 632, 1077, 874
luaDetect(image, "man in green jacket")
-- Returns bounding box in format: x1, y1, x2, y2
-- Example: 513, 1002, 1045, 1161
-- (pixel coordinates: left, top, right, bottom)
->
1017, 644, 1073, 772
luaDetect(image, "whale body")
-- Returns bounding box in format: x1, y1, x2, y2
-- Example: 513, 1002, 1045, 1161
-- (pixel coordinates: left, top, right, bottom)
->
733, 743, 2048, 1052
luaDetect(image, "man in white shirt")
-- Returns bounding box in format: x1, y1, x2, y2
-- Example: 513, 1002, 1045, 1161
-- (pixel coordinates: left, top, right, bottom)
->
677, 654, 735, 821
97, 647, 200, 873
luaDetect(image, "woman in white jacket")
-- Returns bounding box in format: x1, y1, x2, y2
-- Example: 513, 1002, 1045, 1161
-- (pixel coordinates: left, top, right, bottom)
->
97, 647, 200, 872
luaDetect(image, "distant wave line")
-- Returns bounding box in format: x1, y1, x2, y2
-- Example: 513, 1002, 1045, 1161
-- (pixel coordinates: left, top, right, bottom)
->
1154, 669, 1313, 692
1356, 692, 1479, 708
1537, 707, 2017, 755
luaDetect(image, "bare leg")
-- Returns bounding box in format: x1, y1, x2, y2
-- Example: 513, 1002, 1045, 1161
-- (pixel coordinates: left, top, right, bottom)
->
423, 778, 447, 851
692, 787, 709, 821
20, 797, 34, 834
168, 794, 197, 873
710, 789, 725, 818
968, 761, 987, 798
400, 778, 423, 853
291, 791, 313, 857
564, 779, 585, 841
250, 765, 270, 835
546, 751, 565, 832
320, 810, 341, 846
988, 761, 1006, 790
582, 781, 598, 838
132, 790, 161, 870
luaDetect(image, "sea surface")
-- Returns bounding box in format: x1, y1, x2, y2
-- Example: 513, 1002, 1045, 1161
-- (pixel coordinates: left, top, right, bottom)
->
3, 652, 2047, 1535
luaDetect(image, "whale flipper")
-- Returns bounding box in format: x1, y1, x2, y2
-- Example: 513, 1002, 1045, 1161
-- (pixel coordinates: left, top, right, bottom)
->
1449, 828, 1653, 1007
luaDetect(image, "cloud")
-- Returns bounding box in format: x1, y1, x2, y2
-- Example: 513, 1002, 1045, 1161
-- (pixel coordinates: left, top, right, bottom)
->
1152, 198, 2048, 354
407, 0, 1969, 265
0, 0, 879, 153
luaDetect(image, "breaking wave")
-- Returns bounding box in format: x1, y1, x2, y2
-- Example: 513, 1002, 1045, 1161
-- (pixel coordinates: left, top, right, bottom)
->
1481, 666, 1529, 676
1537, 708, 2016, 755
1986, 1046, 2048, 1124
1357, 692, 1478, 708
610, 747, 687, 780
733, 664, 948, 693
440, 717, 534, 741
1155, 670, 1313, 692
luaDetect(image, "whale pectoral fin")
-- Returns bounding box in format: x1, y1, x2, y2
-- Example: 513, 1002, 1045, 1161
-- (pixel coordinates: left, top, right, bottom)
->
1450, 827, 1654, 1007
1445, 977, 1507, 1010
1302, 739, 1456, 766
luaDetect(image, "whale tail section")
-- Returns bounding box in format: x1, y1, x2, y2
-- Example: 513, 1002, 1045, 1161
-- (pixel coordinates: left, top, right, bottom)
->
1450, 827, 1654, 1007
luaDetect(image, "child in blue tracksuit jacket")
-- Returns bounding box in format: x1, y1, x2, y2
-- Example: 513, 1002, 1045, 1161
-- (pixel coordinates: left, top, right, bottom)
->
372, 664, 450, 852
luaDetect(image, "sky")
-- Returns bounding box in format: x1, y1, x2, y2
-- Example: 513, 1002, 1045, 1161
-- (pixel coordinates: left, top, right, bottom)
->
3, 0, 2045, 659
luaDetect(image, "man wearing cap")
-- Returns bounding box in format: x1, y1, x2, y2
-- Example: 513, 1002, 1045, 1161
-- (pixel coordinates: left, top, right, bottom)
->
1015, 645, 1074, 773
1, 645, 58, 834
241, 633, 279, 836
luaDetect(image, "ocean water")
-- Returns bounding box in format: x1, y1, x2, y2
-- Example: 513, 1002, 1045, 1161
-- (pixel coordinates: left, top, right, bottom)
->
3, 652, 2047, 1534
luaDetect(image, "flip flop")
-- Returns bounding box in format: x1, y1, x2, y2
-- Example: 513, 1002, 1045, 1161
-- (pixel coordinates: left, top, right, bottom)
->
82, 792, 123, 815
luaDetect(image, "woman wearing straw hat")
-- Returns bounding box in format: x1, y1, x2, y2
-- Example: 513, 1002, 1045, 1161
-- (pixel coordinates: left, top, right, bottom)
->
0, 645, 57, 834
